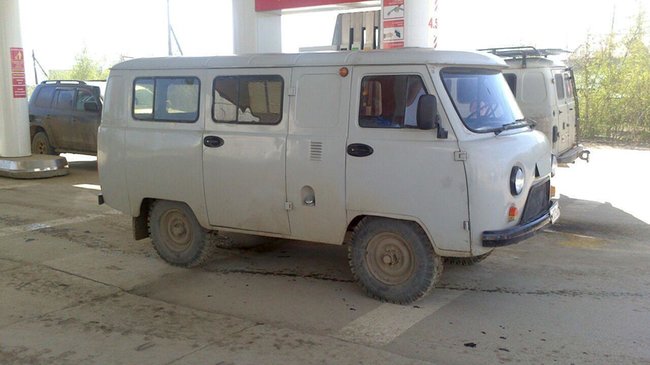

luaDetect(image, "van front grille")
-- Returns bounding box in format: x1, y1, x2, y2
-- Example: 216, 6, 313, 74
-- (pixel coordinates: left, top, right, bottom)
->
521, 178, 551, 223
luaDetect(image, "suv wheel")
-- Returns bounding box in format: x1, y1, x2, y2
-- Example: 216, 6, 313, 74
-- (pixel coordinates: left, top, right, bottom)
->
31, 131, 55, 155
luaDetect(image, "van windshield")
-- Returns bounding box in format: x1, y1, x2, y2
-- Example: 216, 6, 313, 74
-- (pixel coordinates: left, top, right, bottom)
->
441, 68, 525, 133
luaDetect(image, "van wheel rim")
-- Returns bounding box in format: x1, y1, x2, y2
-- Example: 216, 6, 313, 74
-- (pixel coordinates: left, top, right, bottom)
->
366, 232, 415, 286
161, 209, 192, 252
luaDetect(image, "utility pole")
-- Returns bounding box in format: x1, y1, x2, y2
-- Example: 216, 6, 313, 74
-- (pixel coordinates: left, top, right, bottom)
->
167, 0, 172, 56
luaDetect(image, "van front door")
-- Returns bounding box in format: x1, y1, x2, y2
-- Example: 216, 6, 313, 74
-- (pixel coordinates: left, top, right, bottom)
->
346, 66, 470, 253
203, 69, 291, 235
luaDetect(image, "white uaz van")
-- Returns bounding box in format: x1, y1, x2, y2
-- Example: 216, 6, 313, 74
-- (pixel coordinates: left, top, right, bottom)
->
98, 49, 559, 304
482, 47, 590, 164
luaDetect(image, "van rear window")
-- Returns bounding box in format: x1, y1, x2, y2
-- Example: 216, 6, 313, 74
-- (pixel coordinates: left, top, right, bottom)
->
132, 77, 200, 122
213, 75, 283, 125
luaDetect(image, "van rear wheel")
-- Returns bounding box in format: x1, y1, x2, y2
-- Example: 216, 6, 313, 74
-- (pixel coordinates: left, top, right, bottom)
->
348, 217, 443, 304
149, 200, 216, 267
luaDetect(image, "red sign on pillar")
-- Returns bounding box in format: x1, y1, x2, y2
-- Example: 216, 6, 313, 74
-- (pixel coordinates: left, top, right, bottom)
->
10, 47, 27, 98
382, 0, 405, 49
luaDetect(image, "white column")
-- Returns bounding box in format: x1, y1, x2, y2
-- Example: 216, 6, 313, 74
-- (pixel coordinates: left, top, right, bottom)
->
381, 0, 438, 49
0, 0, 31, 157
232, 0, 282, 54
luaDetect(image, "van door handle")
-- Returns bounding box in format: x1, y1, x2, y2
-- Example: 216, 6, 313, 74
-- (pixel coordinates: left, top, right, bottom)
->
347, 143, 374, 157
204, 135, 224, 148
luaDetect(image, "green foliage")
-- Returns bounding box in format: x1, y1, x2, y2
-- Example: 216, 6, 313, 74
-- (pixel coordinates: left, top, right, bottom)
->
570, 10, 650, 143
48, 48, 111, 81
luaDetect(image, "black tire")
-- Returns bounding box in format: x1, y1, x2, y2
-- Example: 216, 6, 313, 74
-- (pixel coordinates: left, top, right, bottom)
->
31, 131, 55, 155
444, 251, 492, 266
148, 200, 216, 267
348, 217, 443, 304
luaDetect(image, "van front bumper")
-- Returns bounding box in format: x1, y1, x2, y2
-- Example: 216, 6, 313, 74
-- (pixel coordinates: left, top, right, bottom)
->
482, 200, 560, 247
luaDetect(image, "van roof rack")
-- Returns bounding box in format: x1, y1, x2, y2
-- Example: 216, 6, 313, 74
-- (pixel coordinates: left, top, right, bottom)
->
479, 46, 570, 67
41, 80, 87, 85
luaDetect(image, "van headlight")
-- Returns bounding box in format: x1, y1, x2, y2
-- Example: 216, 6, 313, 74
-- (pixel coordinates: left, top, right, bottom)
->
510, 166, 525, 196
551, 155, 558, 177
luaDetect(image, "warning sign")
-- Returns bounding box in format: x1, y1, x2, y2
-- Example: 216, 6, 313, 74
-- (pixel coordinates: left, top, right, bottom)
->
10, 47, 27, 98
382, 0, 405, 49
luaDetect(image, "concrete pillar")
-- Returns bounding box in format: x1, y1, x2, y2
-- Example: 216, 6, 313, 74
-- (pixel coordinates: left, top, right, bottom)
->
232, 0, 282, 54
0, 0, 68, 179
0, 0, 31, 157
381, 0, 438, 49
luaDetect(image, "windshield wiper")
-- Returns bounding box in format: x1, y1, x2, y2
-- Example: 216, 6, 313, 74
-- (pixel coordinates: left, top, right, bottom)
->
493, 118, 536, 135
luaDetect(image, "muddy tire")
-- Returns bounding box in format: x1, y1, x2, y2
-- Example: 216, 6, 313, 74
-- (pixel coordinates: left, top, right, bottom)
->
31, 131, 55, 155
444, 251, 492, 266
348, 217, 443, 304
148, 200, 216, 267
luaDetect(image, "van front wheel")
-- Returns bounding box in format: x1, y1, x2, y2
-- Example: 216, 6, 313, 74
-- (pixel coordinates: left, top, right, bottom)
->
348, 217, 443, 304
149, 200, 216, 267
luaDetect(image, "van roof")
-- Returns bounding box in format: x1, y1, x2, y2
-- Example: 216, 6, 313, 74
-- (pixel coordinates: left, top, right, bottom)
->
112, 48, 507, 70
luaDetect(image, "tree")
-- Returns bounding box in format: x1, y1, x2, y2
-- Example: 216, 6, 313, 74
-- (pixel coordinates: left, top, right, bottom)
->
570, 9, 650, 143
48, 48, 111, 80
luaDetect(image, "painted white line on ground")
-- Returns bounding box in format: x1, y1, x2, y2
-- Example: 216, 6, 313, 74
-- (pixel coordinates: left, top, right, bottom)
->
335, 290, 465, 346
0, 213, 115, 238
73, 184, 102, 191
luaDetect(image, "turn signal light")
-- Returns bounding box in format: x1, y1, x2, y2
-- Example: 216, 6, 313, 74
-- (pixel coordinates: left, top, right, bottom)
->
508, 205, 518, 222
550, 185, 557, 198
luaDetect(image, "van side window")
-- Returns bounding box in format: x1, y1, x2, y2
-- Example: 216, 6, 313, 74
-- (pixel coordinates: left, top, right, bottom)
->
34, 86, 55, 108
358, 75, 426, 128
503, 73, 517, 96
132, 77, 200, 122
213, 75, 283, 125
554, 74, 565, 100
564, 74, 574, 100
53, 89, 75, 111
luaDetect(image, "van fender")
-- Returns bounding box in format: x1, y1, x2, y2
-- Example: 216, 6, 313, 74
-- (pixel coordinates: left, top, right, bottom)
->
131, 197, 211, 241
346, 212, 445, 254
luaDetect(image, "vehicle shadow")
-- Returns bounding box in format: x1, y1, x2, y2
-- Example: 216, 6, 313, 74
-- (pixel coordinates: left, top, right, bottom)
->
196, 193, 650, 295
68, 159, 97, 171
553, 194, 650, 243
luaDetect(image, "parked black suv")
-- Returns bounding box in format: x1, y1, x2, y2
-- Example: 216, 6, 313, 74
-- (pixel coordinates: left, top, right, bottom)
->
29, 80, 103, 155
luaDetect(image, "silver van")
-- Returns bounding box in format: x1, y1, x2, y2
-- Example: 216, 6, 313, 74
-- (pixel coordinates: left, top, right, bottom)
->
98, 49, 559, 304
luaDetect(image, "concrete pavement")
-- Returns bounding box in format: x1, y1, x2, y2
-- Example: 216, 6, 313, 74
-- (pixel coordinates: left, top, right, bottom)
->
0, 146, 649, 364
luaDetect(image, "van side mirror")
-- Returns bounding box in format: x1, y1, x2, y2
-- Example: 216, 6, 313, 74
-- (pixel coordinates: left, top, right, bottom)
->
417, 94, 448, 139
84, 101, 99, 112
416, 95, 437, 130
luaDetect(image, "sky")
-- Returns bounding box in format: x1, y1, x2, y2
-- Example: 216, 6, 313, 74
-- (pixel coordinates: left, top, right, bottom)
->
16, 0, 648, 85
